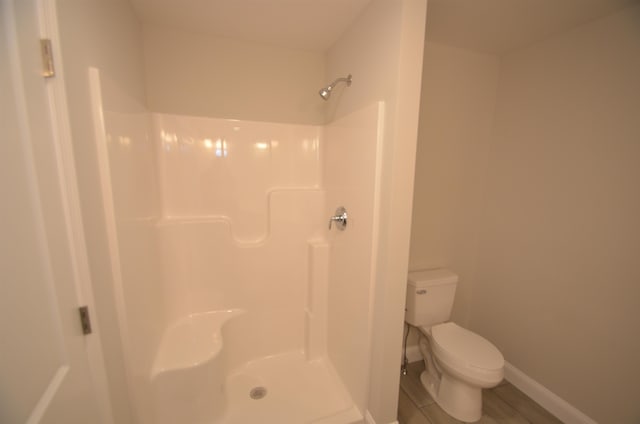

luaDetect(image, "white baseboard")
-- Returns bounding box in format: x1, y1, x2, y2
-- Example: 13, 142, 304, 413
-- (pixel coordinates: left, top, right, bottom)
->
401, 352, 597, 424
364, 410, 398, 424
504, 362, 598, 424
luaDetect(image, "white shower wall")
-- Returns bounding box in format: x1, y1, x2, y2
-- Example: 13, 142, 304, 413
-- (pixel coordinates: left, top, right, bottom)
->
155, 114, 322, 237
324, 102, 384, 411
153, 113, 328, 373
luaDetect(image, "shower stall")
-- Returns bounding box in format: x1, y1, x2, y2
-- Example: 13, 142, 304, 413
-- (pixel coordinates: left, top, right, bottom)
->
90, 68, 385, 423
55, 0, 427, 423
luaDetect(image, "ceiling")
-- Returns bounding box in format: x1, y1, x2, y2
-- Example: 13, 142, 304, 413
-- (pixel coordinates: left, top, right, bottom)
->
130, 0, 372, 52
425, 0, 639, 55
130, 0, 638, 55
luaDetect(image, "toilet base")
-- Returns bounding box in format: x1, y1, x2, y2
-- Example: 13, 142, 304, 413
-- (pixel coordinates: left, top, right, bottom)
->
420, 370, 482, 423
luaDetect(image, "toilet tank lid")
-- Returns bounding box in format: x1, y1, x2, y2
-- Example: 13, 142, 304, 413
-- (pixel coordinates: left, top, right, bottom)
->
408, 268, 458, 288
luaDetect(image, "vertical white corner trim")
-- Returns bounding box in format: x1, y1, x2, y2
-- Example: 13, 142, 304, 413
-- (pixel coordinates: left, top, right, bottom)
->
364, 410, 398, 424
87, 67, 139, 421
504, 362, 598, 424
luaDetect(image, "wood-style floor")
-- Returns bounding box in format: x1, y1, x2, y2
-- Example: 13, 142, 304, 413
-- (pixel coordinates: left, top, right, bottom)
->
398, 361, 564, 424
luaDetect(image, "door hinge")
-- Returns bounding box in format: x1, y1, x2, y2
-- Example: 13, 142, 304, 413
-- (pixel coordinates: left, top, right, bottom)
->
78, 306, 92, 335
40, 38, 55, 78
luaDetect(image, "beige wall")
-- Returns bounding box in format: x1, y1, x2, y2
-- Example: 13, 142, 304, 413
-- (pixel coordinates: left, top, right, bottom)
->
56, 0, 148, 422
142, 24, 326, 125
326, 0, 427, 422
470, 6, 640, 423
409, 42, 500, 326
411, 4, 640, 423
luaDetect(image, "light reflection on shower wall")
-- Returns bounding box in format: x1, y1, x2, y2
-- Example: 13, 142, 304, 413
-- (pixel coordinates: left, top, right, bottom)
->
153, 114, 322, 241
152, 114, 326, 352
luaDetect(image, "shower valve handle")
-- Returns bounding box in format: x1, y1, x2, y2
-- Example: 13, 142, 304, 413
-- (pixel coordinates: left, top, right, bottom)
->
328, 207, 347, 231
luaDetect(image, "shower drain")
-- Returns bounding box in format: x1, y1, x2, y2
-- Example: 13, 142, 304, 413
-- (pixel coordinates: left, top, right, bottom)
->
249, 386, 267, 400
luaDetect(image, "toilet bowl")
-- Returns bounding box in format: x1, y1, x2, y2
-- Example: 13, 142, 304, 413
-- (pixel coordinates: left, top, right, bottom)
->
405, 269, 504, 422
418, 322, 503, 422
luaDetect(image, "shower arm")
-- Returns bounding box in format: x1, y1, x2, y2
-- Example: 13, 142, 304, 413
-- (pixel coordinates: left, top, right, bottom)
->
328, 75, 352, 88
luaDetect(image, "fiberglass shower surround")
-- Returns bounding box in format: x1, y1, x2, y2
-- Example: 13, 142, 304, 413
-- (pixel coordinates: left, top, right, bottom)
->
91, 69, 383, 424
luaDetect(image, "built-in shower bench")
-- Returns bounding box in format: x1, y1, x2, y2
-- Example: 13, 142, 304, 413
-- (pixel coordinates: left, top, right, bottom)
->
152, 309, 244, 377
150, 309, 244, 424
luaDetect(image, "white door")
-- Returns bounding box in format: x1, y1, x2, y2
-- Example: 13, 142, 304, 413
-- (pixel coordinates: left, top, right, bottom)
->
1, 0, 107, 422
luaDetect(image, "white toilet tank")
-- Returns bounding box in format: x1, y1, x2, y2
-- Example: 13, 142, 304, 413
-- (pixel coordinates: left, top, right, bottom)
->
405, 269, 458, 327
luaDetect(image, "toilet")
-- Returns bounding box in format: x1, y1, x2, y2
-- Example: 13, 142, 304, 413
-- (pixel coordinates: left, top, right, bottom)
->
405, 269, 504, 423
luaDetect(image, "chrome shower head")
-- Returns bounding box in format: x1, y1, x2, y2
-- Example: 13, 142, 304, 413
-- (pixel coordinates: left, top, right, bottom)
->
319, 74, 352, 100
319, 87, 332, 100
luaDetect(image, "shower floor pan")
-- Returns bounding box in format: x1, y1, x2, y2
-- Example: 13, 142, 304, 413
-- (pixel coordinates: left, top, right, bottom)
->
222, 351, 362, 424
150, 310, 361, 424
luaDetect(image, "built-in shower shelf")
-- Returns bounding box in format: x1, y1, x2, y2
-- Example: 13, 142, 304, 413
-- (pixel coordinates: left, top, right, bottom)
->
151, 309, 244, 377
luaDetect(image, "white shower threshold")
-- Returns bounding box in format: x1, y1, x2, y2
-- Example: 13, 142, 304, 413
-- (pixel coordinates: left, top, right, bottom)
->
222, 351, 362, 424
